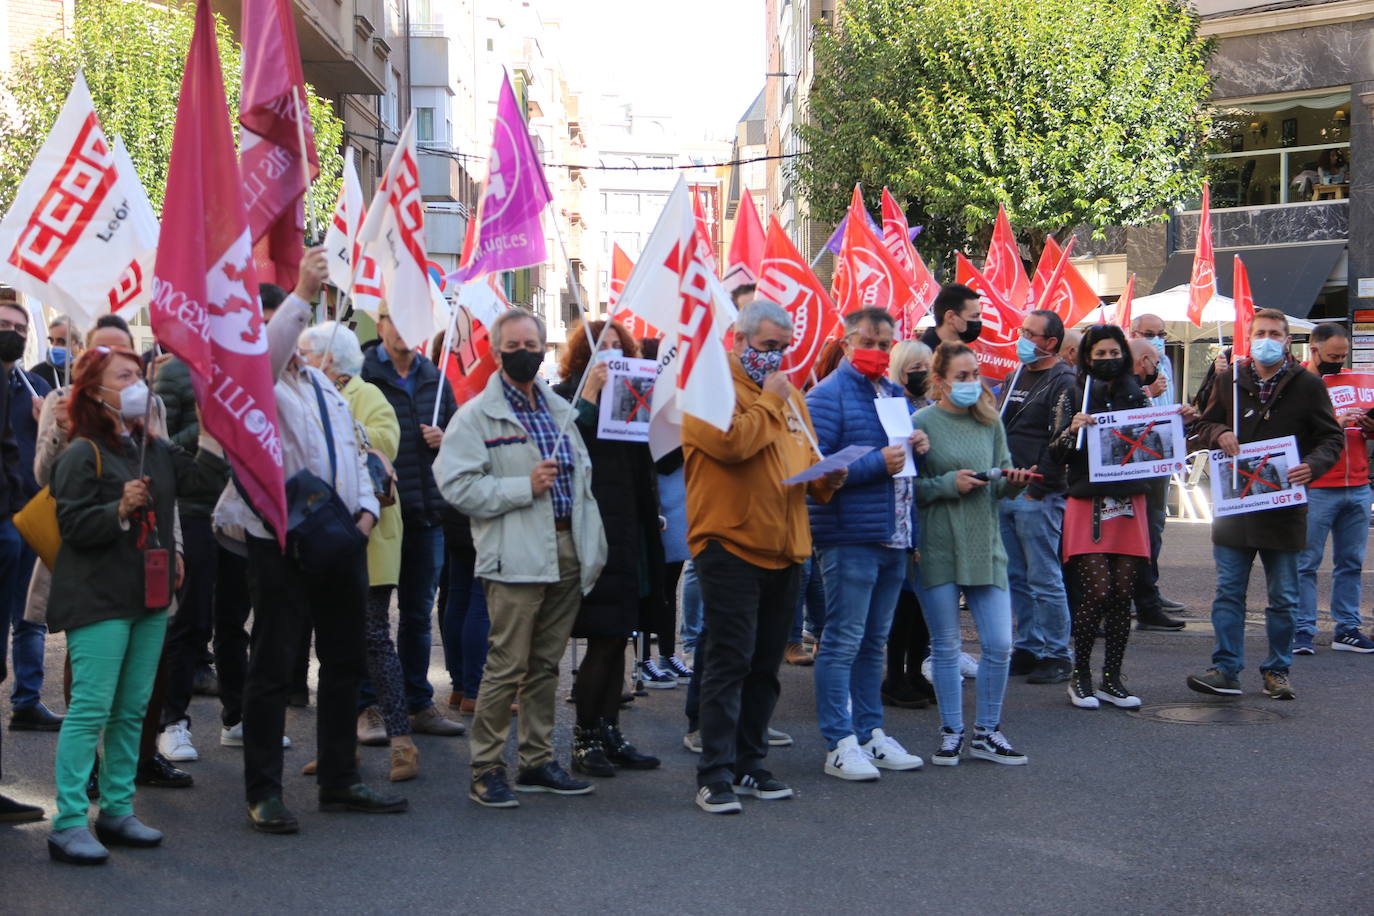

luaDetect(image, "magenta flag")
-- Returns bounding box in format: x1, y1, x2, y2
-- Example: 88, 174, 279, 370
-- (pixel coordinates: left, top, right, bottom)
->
447, 73, 553, 283
239, 0, 319, 290
151, 0, 287, 545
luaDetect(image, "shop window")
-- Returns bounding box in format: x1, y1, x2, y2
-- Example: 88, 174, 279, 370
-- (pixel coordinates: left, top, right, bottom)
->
1206, 91, 1351, 208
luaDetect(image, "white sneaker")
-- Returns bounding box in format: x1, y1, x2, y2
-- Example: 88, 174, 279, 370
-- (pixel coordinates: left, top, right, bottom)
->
157, 720, 197, 762
959, 652, 980, 679
861, 728, 923, 771
921, 656, 967, 683
823, 735, 880, 781
221, 723, 292, 748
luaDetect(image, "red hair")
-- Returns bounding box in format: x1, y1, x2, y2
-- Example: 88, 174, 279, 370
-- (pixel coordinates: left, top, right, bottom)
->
559, 319, 641, 382
68, 346, 144, 450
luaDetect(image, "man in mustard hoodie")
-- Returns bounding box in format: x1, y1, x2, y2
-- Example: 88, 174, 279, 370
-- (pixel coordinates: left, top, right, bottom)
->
683, 299, 845, 814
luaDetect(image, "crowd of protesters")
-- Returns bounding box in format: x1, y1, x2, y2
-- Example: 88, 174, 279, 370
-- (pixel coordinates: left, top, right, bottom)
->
0, 249, 1366, 860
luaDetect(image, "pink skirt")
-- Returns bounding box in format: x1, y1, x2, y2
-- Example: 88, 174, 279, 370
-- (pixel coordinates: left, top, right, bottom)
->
1062, 494, 1150, 559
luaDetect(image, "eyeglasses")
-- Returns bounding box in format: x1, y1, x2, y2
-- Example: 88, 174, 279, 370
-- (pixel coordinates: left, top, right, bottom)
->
1137, 330, 1169, 340
0, 320, 27, 335
1019, 328, 1052, 341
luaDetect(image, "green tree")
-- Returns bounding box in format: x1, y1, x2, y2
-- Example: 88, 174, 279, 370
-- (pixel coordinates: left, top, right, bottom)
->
795, 0, 1213, 265
0, 0, 343, 238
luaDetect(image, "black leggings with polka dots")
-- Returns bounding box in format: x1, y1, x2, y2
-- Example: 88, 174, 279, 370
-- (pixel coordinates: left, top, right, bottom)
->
1067, 553, 1145, 677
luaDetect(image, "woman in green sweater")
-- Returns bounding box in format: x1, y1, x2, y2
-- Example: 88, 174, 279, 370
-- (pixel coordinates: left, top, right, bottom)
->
913, 343, 1037, 767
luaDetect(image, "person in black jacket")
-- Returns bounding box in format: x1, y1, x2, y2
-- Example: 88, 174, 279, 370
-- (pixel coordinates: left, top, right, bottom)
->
553, 319, 661, 777
999, 308, 1078, 686
360, 304, 463, 737
1047, 324, 1152, 710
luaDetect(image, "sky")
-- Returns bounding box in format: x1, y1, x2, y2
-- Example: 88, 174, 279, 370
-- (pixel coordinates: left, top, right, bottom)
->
549, 0, 766, 141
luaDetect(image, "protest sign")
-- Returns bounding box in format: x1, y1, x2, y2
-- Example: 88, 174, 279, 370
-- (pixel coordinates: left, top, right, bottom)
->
1209, 435, 1306, 517
874, 396, 916, 477
597, 355, 658, 442
1323, 372, 1374, 415
1086, 405, 1187, 483
781, 444, 875, 486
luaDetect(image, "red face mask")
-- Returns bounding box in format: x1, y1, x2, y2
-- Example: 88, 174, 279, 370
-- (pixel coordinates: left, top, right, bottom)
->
849, 347, 890, 380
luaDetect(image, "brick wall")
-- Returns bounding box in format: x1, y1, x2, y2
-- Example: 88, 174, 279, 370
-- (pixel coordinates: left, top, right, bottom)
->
2, 0, 72, 70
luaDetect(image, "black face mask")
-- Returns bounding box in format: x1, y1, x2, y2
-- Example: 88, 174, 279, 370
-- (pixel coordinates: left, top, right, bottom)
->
500, 349, 543, 384
905, 370, 929, 398
0, 330, 24, 364
957, 320, 983, 344
1139, 366, 1159, 387
1090, 358, 1124, 381
1317, 360, 1344, 376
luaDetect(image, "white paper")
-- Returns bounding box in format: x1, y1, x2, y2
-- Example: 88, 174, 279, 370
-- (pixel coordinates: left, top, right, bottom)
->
1208, 435, 1307, 517
874, 396, 916, 478
1085, 404, 1189, 483
595, 356, 658, 443
782, 445, 875, 486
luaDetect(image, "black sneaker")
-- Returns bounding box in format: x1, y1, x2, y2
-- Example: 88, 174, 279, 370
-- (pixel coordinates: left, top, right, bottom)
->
1068, 670, 1099, 709
469, 768, 519, 808
969, 726, 1028, 765
661, 655, 693, 679
1009, 647, 1039, 677
639, 658, 677, 689
1159, 596, 1186, 611
1186, 668, 1242, 696
8, 702, 63, 731
930, 727, 964, 767
695, 781, 742, 814
1095, 673, 1142, 708
0, 792, 43, 823
733, 770, 794, 800
1026, 657, 1072, 684
514, 761, 594, 795
1332, 629, 1374, 654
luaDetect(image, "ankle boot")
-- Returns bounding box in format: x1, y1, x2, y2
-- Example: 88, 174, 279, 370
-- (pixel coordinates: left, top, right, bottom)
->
599, 719, 660, 770
571, 725, 615, 778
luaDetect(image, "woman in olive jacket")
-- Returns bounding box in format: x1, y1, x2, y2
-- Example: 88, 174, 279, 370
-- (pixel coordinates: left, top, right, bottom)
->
46, 346, 225, 865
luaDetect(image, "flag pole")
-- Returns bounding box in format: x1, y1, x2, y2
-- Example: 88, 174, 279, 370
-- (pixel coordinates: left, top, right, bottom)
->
292, 85, 316, 242
998, 364, 1023, 417
554, 316, 619, 442
431, 298, 462, 427
1075, 378, 1092, 450
1232, 359, 1241, 491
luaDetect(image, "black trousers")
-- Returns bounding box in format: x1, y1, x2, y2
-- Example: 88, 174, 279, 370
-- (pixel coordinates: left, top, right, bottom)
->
1132, 478, 1167, 613
213, 546, 252, 728
163, 515, 216, 728
242, 536, 368, 804
694, 541, 799, 788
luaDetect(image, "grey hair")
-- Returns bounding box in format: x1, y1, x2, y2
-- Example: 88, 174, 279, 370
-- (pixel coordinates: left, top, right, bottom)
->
490, 308, 546, 349
887, 339, 932, 384
49, 314, 71, 330
299, 322, 365, 376
736, 298, 792, 336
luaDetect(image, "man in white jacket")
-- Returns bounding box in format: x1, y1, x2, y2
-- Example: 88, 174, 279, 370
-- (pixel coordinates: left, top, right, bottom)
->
437, 308, 607, 808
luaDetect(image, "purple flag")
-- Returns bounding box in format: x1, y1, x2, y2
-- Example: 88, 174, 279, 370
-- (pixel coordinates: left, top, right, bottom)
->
822, 207, 897, 256
447, 73, 553, 284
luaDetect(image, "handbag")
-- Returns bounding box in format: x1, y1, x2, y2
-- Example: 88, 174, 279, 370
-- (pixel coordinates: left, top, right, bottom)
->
354, 420, 396, 508
283, 374, 368, 573
13, 437, 101, 570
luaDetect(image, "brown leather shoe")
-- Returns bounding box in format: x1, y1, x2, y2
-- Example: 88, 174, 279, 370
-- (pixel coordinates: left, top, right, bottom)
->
783, 642, 814, 666
447, 692, 463, 709
389, 745, 419, 782
459, 696, 476, 715
301, 750, 360, 776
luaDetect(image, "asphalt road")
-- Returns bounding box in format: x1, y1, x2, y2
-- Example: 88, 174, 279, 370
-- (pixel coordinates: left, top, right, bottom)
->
3, 520, 1373, 915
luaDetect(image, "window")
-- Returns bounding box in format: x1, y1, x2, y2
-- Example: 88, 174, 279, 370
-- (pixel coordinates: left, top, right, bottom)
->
385, 68, 400, 129
416, 107, 435, 142
1206, 91, 1352, 208
610, 193, 639, 215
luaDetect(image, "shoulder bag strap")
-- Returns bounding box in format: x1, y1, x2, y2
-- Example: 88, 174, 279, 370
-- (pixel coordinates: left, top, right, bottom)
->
307, 372, 338, 490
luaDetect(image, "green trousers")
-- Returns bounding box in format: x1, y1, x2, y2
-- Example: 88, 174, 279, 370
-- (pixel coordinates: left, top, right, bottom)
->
53, 611, 167, 830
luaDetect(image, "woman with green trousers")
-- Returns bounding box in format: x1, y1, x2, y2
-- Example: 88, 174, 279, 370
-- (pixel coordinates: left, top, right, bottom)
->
913, 343, 1038, 767
46, 346, 226, 865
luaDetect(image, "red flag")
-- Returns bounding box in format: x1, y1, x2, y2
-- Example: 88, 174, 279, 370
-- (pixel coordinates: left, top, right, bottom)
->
692, 190, 718, 273
757, 215, 844, 385
239, 0, 319, 290
609, 244, 659, 340
831, 185, 917, 321
1187, 180, 1215, 327
723, 188, 765, 292
1114, 273, 1135, 329
986, 204, 1031, 309
1232, 255, 1255, 359
954, 253, 1023, 382
151, 0, 286, 544
879, 189, 936, 333
1031, 236, 1099, 327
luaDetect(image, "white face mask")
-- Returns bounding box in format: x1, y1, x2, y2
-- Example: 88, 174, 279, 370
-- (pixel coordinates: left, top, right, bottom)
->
102, 380, 149, 420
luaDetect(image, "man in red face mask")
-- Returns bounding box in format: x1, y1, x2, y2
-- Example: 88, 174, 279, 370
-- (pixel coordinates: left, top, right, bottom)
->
804, 307, 930, 781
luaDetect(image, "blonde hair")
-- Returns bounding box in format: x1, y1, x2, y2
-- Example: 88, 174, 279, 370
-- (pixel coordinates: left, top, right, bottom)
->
932, 342, 997, 425
887, 340, 932, 386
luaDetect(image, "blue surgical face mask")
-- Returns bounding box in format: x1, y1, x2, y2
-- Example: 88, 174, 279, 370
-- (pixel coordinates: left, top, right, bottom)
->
1149, 336, 1165, 357
949, 380, 983, 408
48, 346, 68, 368
1252, 337, 1286, 367
1016, 337, 1044, 365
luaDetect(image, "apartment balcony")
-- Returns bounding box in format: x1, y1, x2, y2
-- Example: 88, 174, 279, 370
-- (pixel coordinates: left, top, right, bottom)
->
418, 150, 464, 202
211, 0, 388, 97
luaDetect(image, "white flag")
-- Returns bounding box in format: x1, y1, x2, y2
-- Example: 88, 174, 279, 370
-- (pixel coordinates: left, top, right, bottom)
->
616, 177, 735, 458
0, 74, 158, 330
323, 145, 363, 293
356, 113, 444, 351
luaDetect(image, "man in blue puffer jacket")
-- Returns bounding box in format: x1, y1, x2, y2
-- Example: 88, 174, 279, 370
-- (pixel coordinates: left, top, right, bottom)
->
806, 307, 928, 782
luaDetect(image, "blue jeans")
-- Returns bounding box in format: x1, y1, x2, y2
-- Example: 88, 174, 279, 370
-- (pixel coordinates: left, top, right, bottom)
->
1296, 485, 1370, 636
439, 546, 491, 700
1211, 544, 1298, 676
0, 520, 44, 708
679, 560, 703, 653
916, 581, 1012, 732
999, 494, 1071, 661
790, 554, 828, 643
815, 544, 906, 748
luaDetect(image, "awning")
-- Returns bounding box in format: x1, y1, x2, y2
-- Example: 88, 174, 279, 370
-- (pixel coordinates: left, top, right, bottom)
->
1150, 241, 1346, 319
